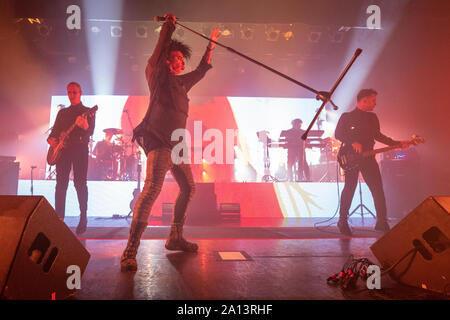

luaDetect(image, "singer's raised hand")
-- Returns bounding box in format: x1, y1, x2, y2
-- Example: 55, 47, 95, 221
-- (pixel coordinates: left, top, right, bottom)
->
163, 13, 177, 25
208, 28, 222, 50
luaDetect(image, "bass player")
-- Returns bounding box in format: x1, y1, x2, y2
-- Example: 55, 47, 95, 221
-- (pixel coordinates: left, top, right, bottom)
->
335, 88, 409, 235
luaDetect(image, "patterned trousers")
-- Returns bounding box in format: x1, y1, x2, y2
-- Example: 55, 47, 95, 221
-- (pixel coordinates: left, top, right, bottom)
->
132, 148, 196, 224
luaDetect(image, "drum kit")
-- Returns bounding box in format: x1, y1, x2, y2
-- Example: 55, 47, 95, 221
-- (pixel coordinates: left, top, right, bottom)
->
88, 128, 142, 181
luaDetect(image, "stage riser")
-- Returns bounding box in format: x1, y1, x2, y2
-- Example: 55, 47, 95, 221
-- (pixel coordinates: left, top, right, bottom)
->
17, 180, 377, 218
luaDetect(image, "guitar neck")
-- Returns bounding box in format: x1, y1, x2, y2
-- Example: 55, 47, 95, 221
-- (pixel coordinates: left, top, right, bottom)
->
60, 107, 96, 141
65, 123, 78, 137
362, 144, 401, 158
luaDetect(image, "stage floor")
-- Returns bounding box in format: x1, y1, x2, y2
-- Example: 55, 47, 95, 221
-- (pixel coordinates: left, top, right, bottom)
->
65, 218, 447, 300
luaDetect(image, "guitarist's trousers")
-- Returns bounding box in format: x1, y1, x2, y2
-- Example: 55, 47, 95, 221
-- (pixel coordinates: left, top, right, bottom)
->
55, 144, 89, 219
339, 157, 387, 221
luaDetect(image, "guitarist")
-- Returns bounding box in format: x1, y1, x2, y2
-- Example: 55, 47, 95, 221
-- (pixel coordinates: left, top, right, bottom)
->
335, 88, 408, 235
47, 82, 95, 234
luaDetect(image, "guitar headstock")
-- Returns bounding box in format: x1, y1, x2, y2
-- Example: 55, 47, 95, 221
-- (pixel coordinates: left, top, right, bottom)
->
410, 134, 425, 146
86, 105, 98, 117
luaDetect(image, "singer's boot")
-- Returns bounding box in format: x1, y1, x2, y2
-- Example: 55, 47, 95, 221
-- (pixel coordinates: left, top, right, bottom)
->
165, 221, 198, 252
121, 220, 147, 272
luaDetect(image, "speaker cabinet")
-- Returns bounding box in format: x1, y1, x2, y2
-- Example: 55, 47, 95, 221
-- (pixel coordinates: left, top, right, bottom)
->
0, 196, 90, 300
186, 183, 219, 224
381, 158, 421, 218
0, 159, 19, 195
370, 196, 450, 294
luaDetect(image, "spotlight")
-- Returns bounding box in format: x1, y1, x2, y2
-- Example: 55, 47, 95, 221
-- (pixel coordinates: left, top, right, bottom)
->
330, 31, 344, 43
265, 25, 280, 41
219, 25, 234, 38
110, 26, 122, 37
282, 24, 294, 41
240, 24, 255, 40
283, 31, 294, 40
37, 24, 51, 37
338, 26, 351, 32
27, 18, 41, 24
308, 31, 322, 43
136, 26, 147, 38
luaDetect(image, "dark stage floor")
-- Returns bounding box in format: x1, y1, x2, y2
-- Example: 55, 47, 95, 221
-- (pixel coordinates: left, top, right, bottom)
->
63, 217, 448, 300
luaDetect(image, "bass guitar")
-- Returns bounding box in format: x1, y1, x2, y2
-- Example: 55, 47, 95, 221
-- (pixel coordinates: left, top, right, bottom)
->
47, 105, 98, 165
337, 135, 424, 172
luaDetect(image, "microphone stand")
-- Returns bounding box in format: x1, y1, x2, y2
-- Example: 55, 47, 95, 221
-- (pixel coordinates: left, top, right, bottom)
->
30, 166, 37, 195
302, 48, 362, 141
172, 21, 360, 140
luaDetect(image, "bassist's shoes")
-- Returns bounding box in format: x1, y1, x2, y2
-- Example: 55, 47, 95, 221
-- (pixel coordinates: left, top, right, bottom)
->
337, 219, 352, 236
76, 217, 87, 235
374, 220, 390, 233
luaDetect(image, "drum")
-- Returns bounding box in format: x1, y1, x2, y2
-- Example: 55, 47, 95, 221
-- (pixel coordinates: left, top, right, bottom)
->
119, 154, 138, 181
87, 156, 99, 180
97, 159, 119, 180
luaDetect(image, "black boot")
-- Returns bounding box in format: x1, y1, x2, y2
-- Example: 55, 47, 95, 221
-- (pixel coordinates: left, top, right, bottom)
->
165, 222, 198, 252
121, 220, 147, 272
374, 219, 390, 233
337, 218, 352, 236
76, 213, 87, 235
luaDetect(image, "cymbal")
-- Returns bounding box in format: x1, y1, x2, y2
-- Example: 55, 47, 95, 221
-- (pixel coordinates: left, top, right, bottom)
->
103, 128, 123, 135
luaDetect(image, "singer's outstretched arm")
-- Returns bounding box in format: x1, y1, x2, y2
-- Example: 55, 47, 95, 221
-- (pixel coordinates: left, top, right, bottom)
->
145, 14, 176, 83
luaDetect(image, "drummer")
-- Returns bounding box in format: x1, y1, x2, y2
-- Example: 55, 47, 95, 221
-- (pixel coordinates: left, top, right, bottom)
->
93, 130, 115, 161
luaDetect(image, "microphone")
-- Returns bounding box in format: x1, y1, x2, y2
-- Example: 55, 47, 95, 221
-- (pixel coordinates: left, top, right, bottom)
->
153, 16, 179, 22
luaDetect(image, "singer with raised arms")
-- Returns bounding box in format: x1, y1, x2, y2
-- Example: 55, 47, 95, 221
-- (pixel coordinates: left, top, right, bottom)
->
120, 13, 221, 272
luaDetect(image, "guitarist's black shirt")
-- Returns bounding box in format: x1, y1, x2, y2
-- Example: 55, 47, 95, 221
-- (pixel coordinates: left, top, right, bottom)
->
335, 108, 399, 152
49, 103, 95, 147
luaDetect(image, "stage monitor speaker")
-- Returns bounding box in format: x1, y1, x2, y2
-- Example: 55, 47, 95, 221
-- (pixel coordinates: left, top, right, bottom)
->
370, 196, 450, 295
0, 196, 90, 300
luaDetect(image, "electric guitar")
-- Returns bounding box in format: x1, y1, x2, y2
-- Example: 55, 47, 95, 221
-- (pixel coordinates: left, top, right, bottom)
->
337, 135, 425, 172
47, 105, 98, 165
